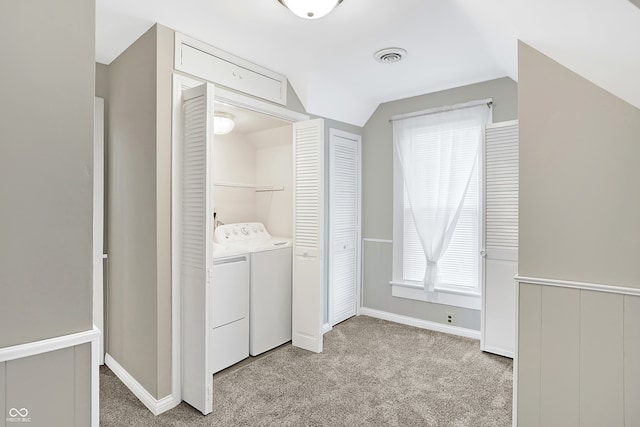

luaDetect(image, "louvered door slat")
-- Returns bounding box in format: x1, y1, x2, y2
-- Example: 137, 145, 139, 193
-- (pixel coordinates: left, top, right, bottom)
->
481, 120, 518, 359
485, 124, 519, 250
180, 83, 214, 415
292, 119, 325, 353
329, 131, 360, 326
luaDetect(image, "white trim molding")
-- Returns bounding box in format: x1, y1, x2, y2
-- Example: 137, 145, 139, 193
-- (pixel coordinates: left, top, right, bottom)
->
362, 238, 393, 244
514, 275, 640, 297
0, 327, 100, 362
0, 327, 101, 427
360, 307, 481, 340
105, 354, 180, 416
390, 282, 482, 310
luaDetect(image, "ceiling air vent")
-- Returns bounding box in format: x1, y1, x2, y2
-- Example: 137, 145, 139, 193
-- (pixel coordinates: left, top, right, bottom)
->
374, 48, 407, 64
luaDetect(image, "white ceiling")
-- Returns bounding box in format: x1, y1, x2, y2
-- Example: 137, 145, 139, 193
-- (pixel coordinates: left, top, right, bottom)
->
96, 0, 640, 127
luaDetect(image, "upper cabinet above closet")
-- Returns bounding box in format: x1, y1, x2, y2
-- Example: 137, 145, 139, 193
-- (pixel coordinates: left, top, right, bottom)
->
175, 33, 288, 106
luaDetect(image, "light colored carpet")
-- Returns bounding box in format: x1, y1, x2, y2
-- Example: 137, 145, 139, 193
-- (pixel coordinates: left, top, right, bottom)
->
100, 316, 512, 426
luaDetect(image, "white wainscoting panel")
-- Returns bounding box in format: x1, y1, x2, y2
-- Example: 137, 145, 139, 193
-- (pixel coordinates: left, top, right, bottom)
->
540, 286, 580, 426
516, 277, 640, 427
579, 291, 624, 427
516, 283, 541, 427
624, 295, 640, 426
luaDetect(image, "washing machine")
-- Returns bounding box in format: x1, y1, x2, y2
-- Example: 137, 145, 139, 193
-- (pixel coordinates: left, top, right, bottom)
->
215, 223, 292, 356
211, 243, 249, 373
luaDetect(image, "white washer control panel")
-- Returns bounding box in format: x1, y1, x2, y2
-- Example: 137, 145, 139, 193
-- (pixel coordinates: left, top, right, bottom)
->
215, 222, 271, 243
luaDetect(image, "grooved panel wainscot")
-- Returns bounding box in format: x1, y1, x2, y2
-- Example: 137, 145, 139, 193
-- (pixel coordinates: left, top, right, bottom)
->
516, 279, 640, 426
624, 295, 640, 425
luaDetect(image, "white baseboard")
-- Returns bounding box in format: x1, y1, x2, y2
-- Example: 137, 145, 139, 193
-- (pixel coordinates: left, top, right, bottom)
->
360, 307, 481, 340
105, 353, 180, 416
481, 344, 514, 359
322, 322, 332, 334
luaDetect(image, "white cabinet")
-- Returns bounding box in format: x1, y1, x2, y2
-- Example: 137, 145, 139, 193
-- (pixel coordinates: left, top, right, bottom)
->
175, 33, 288, 106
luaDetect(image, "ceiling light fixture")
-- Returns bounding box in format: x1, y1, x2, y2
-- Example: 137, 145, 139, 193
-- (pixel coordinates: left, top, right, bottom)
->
213, 113, 235, 135
277, 0, 343, 19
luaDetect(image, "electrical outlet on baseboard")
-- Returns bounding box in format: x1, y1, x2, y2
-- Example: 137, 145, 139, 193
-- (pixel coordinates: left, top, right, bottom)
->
446, 312, 454, 324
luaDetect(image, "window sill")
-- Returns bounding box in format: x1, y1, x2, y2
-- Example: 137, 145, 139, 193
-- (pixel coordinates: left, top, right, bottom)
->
389, 281, 481, 310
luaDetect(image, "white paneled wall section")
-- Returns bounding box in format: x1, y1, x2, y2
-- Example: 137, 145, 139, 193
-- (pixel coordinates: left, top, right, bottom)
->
515, 278, 640, 426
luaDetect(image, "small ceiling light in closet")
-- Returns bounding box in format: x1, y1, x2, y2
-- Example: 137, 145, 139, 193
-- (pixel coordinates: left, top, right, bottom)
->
277, 0, 343, 19
213, 113, 235, 135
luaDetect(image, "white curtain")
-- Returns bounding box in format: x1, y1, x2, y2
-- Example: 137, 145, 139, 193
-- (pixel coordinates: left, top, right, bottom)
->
393, 103, 490, 291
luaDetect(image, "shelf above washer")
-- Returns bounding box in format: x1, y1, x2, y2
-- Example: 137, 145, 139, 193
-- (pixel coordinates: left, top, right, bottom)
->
214, 181, 284, 192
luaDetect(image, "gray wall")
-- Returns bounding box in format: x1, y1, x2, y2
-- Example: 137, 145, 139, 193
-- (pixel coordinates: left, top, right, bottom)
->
0, 0, 94, 348
107, 25, 163, 398
518, 43, 640, 287
361, 77, 518, 330
517, 41, 640, 425
0, 0, 95, 424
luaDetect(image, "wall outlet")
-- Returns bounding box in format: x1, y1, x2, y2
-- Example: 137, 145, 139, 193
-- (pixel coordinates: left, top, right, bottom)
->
446, 312, 454, 324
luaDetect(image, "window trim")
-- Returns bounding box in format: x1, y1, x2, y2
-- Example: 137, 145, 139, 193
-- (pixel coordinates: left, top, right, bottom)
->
390, 101, 492, 311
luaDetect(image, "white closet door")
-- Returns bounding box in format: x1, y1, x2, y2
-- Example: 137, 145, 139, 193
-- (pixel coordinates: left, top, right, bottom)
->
329, 129, 361, 326
481, 120, 519, 358
292, 118, 325, 353
181, 82, 214, 414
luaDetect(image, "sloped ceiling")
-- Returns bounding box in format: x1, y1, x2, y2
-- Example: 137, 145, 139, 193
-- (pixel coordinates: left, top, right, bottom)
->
96, 0, 640, 126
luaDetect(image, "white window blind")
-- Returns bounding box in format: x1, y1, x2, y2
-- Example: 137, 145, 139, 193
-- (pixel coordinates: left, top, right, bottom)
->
401, 123, 481, 291
391, 100, 491, 303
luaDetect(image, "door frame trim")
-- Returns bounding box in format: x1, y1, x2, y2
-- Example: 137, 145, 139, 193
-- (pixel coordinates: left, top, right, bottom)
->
171, 73, 309, 411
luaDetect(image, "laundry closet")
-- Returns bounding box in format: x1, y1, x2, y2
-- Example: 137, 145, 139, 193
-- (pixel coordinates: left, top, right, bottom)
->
209, 102, 294, 375
211, 103, 293, 236
173, 32, 361, 415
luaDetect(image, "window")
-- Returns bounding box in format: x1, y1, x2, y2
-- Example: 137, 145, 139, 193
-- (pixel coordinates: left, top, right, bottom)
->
391, 100, 492, 310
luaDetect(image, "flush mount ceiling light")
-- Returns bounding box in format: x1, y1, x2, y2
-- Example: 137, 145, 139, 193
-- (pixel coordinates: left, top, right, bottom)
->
374, 47, 408, 64
277, 0, 343, 19
213, 113, 235, 135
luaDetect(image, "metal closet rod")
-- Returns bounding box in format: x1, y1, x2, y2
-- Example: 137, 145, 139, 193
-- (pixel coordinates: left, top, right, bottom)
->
213, 181, 285, 192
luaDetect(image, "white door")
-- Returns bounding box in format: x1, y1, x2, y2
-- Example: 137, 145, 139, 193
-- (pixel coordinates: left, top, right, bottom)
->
292, 119, 325, 353
93, 97, 105, 365
481, 120, 519, 358
180, 82, 215, 414
328, 129, 361, 326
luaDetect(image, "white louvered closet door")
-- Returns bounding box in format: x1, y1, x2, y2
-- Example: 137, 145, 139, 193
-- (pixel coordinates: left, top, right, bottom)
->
292, 119, 325, 353
481, 120, 519, 358
181, 83, 214, 414
329, 129, 361, 326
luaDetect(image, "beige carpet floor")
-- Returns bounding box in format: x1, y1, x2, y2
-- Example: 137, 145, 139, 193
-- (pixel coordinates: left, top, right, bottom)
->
100, 315, 512, 426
